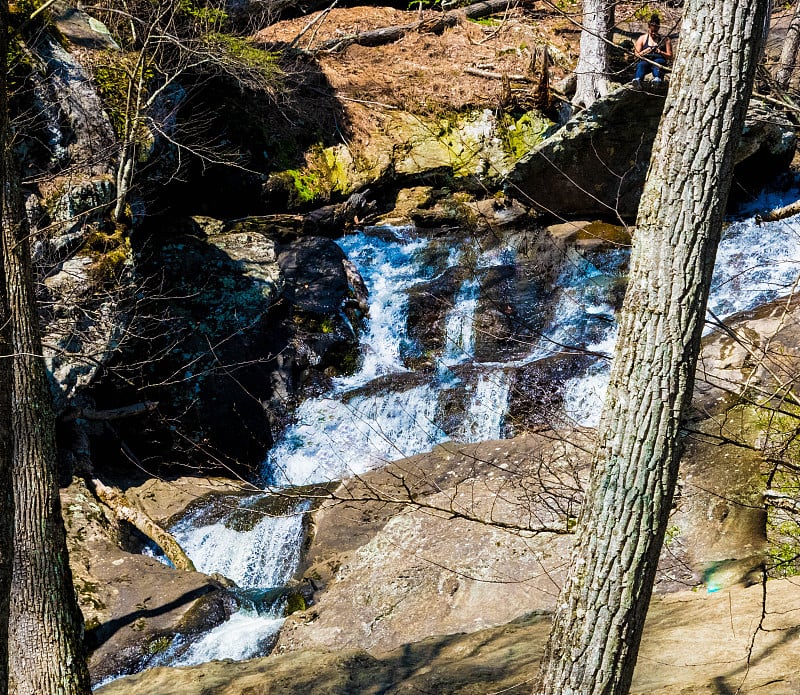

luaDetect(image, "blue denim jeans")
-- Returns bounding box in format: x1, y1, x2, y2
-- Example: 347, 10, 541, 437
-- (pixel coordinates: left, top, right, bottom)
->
635, 55, 666, 81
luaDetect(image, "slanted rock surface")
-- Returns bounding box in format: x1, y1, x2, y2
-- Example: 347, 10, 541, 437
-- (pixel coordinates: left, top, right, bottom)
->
62, 479, 234, 685
97, 579, 800, 694
506, 87, 796, 219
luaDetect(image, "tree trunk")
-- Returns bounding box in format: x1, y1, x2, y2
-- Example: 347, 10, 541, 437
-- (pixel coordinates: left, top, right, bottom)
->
776, 1, 800, 89
2, 111, 91, 695
0, 3, 17, 691
534, 1, 769, 694
572, 0, 614, 109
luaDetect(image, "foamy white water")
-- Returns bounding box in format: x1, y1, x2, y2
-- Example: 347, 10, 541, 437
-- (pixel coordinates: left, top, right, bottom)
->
164, 198, 800, 668
173, 497, 307, 588
708, 214, 800, 322
561, 192, 800, 425
171, 610, 284, 666
460, 370, 512, 442
268, 384, 447, 486
442, 276, 480, 365
334, 233, 429, 386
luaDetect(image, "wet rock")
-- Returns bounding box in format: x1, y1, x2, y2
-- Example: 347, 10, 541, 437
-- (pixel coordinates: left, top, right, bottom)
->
506, 353, 597, 430
405, 266, 468, 367
87, 218, 284, 473
277, 237, 349, 314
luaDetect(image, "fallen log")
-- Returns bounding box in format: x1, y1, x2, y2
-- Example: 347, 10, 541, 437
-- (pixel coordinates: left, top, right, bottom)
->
315, 0, 514, 52
90, 478, 197, 572
758, 198, 800, 223
465, 66, 529, 81
61, 401, 159, 422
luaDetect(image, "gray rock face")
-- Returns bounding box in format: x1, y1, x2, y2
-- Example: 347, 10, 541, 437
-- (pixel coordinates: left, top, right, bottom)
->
62, 479, 234, 686
506, 86, 796, 219
86, 217, 364, 472
29, 33, 117, 177
43, 256, 130, 414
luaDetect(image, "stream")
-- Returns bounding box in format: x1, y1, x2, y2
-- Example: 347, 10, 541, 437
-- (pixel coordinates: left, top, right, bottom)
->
156, 187, 800, 668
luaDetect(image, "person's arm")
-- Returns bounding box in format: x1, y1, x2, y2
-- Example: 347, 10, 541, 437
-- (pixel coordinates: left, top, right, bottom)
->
662, 37, 673, 60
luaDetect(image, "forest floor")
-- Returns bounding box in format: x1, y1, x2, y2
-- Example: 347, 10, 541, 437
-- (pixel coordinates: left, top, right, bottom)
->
253, 1, 683, 140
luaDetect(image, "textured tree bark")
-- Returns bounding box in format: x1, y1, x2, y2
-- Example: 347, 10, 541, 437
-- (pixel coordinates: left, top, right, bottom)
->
572, 0, 614, 109
2, 100, 91, 695
777, 0, 800, 89
0, 3, 17, 691
534, 1, 769, 694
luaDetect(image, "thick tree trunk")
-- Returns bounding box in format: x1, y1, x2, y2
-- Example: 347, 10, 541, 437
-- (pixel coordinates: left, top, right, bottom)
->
777, 1, 800, 89
572, 0, 614, 109
2, 125, 91, 694
534, 1, 769, 694
0, 3, 16, 691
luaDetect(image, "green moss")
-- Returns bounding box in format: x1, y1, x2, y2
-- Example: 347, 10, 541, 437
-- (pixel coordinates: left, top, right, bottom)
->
497, 111, 552, 162
278, 168, 326, 205
205, 33, 279, 80
89, 240, 131, 284
767, 467, 800, 578
147, 635, 173, 655
285, 593, 307, 615
469, 17, 502, 26
76, 580, 106, 610
92, 53, 155, 140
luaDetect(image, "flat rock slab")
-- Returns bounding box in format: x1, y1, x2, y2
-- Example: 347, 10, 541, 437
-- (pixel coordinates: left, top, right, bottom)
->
97, 579, 800, 694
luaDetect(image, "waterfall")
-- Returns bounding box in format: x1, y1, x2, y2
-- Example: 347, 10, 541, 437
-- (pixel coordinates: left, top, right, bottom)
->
707, 214, 800, 322
460, 370, 512, 442
441, 276, 480, 365
267, 385, 447, 487
333, 232, 430, 385
560, 191, 800, 426
160, 191, 800, 669
172, 496, 308, 588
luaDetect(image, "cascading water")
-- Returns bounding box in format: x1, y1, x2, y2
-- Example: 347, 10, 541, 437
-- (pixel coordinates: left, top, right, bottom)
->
560, 190, 800, 426
161, 230, 516, 665
160, 187, 800, 669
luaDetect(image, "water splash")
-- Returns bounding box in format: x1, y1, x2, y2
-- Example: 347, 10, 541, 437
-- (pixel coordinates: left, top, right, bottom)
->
173, 496, 308, 588
560, 192, 800, 425
268, 384, 447, 487
170, 610, 285, 666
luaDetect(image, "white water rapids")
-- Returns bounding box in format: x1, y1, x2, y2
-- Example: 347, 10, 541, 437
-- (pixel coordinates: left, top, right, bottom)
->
157, 187, 800, 668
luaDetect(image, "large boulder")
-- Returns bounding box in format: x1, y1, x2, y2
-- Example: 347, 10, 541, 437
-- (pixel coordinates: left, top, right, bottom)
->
62, 478, 235, 685
87, 216, 364, 474
92, 579, 800, 695
506, 87, 796, 219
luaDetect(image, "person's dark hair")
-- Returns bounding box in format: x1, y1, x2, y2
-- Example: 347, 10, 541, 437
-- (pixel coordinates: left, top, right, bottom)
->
648, 13, 660, 26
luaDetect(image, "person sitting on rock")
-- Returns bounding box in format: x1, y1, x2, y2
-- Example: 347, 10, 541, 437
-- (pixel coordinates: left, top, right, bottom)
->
632, 15, 672, 88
